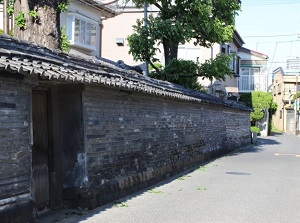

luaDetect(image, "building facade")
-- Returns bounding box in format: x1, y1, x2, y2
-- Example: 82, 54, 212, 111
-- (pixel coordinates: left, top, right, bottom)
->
272, 67, 300, 133
59, 0, 118, 57
237, 47, 269, 93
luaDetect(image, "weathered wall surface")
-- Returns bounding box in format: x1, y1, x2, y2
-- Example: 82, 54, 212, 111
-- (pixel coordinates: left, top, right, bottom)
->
0, 82, 34, 223
79, 85, 251, 208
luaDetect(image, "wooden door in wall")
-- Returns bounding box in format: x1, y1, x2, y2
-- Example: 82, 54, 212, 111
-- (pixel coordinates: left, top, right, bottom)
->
32, 89, 50, 211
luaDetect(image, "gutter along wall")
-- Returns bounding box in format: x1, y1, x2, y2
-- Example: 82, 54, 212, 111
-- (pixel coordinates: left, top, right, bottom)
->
0, 35, 251, 222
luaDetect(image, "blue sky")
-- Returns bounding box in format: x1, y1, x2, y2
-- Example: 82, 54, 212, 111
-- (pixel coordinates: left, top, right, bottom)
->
235, 0, 300, 74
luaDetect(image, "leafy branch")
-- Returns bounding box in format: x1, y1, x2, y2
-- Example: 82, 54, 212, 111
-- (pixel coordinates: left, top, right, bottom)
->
57, 0, 70, 13
15, 12, 26, 29
7, 0, 15, 16
60, 26, 70, 53
28, 10, 38, 18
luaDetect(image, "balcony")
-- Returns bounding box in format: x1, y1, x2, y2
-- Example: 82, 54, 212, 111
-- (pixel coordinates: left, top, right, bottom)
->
238, 74, 267, 92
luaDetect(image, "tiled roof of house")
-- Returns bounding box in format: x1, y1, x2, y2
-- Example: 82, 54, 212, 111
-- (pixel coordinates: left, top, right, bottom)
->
0, 34, 251, 111
238, 47, 268, 60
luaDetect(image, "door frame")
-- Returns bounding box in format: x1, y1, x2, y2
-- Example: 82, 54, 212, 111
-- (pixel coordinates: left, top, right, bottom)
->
31, 88, 51, 212
31, 86, 64, 211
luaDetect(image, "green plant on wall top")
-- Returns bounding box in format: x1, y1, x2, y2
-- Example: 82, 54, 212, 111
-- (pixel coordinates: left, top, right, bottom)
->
15, 12, 26, 29
57, 0, 70, 13
60, 26, 70, 53
28, 10, 38, 18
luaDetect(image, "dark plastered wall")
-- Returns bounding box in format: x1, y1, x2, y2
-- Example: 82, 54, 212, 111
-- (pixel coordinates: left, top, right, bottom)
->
0, 81, 34, 222
75, 85, 251, 209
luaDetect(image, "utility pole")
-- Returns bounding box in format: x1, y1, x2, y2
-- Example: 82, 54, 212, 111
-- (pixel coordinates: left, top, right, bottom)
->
295, 73, 299, 135
210, 45, 213, 95
144, 2, 149, 76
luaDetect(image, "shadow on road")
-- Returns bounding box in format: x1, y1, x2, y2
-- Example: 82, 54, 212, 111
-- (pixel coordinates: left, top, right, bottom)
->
269, 132, 284, 136
256, 137, 281, 146
227, 134, 282, 158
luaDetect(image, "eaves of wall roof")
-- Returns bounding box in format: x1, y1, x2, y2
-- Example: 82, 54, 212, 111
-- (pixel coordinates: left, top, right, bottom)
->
0, 34, 251, 111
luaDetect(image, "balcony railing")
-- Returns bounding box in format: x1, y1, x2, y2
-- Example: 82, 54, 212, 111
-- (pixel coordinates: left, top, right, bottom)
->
238, 74, 267, 92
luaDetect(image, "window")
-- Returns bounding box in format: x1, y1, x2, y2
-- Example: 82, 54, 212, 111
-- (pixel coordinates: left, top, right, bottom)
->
178, 47, 201, 62
67, 14, 98, 51
221, 44, 227, 54
278, 84, 281, 94
280, 110, 282, 119
238, 67, 260, 91
220, 44, 239, 75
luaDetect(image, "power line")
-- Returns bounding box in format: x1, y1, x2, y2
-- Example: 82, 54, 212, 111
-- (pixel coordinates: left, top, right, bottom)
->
268, 42, 278, 71
243, 34, 298, 38
242, 0, 300, 6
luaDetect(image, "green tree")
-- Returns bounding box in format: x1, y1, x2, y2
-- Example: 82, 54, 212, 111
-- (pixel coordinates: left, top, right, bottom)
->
127, 0, 240, 89
149, 54, 232, 90
240, 91, 277, 134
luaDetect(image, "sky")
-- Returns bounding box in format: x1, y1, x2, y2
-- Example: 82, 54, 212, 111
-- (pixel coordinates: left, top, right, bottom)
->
235, 0, 300, 75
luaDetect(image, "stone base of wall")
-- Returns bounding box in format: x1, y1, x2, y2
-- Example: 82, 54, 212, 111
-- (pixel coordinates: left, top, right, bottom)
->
0, 200, 35, 223
63, 140, 251, 210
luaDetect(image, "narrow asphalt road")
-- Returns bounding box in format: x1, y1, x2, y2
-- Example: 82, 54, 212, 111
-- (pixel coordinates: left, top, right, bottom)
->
39, 133, 300, 223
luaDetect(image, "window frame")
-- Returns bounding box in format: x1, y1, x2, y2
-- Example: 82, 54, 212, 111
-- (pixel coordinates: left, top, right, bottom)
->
67, 13, 98, 51
238, 67, 261, 92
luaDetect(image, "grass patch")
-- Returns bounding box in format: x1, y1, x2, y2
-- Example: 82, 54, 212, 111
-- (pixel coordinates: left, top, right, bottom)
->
148, 189, 163, 194
197, 166, 206, 171
177, 176, 186, 180
196, 187, 207, 191
113, 202, 129, 208
271, 127, 284, 133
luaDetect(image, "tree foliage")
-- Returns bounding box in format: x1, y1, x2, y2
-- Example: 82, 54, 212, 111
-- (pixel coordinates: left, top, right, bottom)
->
127, 0, 240, 89
240, 91, 277, 125
150, 59, 203, 90
197, 54, 232, 81
149, 54, 232, 90
250, 91, 277, 122
292, 91, 300, 100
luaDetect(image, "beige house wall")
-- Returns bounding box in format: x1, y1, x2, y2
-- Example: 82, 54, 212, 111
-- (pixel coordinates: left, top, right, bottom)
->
101, 8, 161, 65
272, 69, 300, 133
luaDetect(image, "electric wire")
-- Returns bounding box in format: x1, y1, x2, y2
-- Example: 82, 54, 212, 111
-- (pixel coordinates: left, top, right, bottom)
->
243, 0, 300, 6
243, 34, 299, 38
